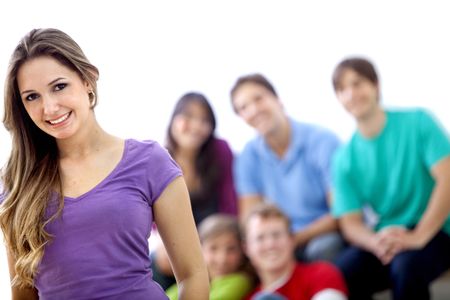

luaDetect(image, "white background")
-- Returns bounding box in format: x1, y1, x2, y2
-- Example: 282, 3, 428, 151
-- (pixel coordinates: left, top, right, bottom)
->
1, 0, 449, 298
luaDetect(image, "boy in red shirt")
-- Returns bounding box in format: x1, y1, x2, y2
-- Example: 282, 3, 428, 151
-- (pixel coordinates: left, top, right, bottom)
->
243, 203, 348, 300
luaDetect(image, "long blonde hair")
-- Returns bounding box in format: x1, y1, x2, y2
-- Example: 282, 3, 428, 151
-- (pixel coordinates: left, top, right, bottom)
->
0, 28, 99, 288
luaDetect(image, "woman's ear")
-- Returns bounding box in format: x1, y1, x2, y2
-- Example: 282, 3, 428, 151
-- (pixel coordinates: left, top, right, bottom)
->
84, 80, 92, 92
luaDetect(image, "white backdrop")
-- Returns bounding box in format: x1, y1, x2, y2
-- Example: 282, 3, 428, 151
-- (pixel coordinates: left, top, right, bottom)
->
1, 0, 449, 298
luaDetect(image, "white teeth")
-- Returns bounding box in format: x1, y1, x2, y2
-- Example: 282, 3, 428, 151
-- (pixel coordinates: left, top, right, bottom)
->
48, 112, 70, 125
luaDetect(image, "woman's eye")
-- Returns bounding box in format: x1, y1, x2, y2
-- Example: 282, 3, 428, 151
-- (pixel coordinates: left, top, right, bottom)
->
25, 93, 39, 101
54, 83, 67, 91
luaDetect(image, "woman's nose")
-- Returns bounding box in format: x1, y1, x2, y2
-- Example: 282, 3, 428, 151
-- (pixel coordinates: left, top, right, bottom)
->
42, 95, 60, 115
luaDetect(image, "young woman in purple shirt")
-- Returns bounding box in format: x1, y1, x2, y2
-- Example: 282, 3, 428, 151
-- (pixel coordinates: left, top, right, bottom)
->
0, 28, 209, 300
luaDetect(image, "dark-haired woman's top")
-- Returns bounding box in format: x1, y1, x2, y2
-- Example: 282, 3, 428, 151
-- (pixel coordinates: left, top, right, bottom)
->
190, 138, 238, 225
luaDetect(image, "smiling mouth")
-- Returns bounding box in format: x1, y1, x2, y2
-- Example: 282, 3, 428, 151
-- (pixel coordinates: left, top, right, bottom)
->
47, 112, 71, 125
252, 115, 267, 126
263, 251, 282, 258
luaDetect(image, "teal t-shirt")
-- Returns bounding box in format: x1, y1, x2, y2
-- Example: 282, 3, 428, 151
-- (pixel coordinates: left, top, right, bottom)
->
165, 272, 253, 300
332, 109, 450, 235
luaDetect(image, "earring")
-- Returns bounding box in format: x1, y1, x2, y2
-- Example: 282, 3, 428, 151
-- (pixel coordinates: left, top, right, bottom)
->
88, 91, 97, 108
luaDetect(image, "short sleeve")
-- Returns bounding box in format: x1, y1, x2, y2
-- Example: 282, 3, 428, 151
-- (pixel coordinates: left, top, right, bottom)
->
418, 110, 450, 168
331, 148, 363, 217
234, 143, 262, 196
307, 262, 348, 297
312, 129, 341, 189
142, 142, 182, 205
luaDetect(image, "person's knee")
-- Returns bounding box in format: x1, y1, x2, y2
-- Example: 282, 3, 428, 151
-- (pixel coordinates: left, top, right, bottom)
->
390, 252, 431, 299
390, 252, 423, 285
304, 232, 345, 262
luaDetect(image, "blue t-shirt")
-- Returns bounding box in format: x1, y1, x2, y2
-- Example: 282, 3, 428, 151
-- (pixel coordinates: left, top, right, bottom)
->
332, 109, 450, 235
0, 139, 182, 299
235, 119, 340, 232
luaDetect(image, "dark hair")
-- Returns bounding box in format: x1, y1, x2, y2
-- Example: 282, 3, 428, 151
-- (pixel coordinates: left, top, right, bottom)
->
166, 92, 219, 204
230, 73, 278, 112
332, 57, 379, 91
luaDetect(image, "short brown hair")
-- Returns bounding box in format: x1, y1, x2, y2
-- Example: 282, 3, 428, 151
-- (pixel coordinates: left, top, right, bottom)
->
332, 57, 379, 91
230, 73, 278, 112
242, 203, 291, 240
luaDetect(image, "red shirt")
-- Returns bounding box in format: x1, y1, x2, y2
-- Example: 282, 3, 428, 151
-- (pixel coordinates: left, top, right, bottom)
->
246, 262, 348, 300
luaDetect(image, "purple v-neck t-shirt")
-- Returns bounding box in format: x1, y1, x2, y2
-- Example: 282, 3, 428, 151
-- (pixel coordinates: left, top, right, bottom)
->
34, 139, 182, 299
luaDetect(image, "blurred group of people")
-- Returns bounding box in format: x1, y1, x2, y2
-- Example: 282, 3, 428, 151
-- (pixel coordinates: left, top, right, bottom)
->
151, 56, 450, 299
1, 28, 449, 300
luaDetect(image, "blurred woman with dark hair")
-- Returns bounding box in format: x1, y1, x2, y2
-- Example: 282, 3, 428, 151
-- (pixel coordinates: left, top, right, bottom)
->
153, 92, 238, 289
166, 92, 237, 223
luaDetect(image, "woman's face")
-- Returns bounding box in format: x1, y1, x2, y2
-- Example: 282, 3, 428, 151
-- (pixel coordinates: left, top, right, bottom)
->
335, 68, 380, 121
170, 101, 213, 151
202, 231, 243, 279
17, 56, 93, 140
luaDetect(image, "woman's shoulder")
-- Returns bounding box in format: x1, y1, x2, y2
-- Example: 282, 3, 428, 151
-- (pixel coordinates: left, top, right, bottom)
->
122, 139, 181, 202
126, 138, 162, 149
122, 138, 178, 171
212, 137, 232, 151
211, 137, 234, 157
125, 138, 170, 157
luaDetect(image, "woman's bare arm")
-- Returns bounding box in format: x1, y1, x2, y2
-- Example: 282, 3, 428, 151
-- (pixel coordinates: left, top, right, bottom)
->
153, 177, 209, 300
6, 249, 38, 300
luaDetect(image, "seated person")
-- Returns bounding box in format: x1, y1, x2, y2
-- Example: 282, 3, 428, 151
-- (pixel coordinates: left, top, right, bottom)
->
165, 92, 237, 222
152, 92, 238, 289
230, 73, 345, 262
166, 214, 253, 300
243, 203, 348, 300
331, 57, 450, 300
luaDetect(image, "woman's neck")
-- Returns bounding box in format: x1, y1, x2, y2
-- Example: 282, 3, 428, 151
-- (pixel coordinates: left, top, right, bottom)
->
174, 147, 199, 162
56, 120, 114, 160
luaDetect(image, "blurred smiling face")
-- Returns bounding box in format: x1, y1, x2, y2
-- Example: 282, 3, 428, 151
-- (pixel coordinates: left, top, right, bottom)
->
335, 68, 379, 121
202, 231, 243, 279
171, 101, 213, 151
232, 82, 284, 137
17, 55, 92, 140
245, 216, 294, 275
